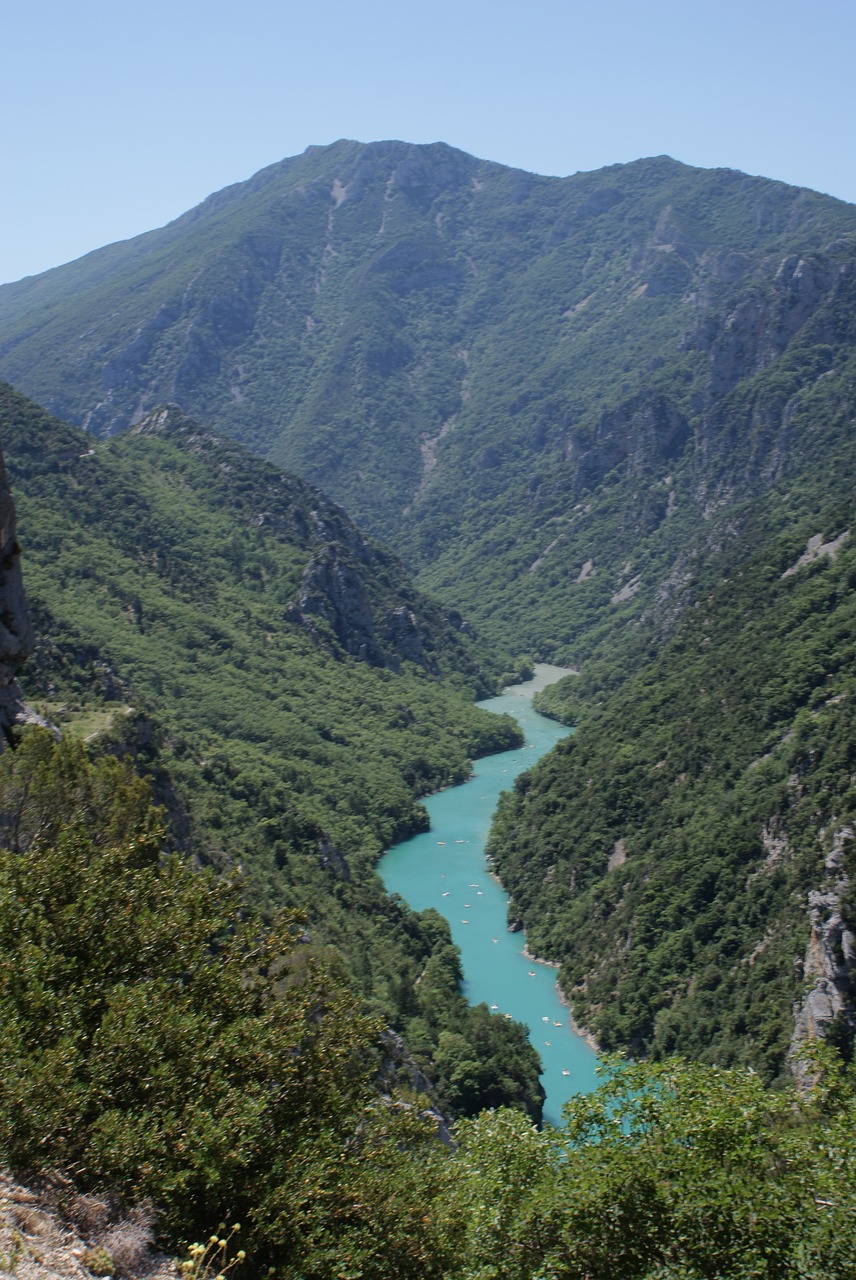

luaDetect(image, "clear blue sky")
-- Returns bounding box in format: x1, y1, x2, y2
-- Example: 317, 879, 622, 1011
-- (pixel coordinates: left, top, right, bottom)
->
3, 0, 855, 284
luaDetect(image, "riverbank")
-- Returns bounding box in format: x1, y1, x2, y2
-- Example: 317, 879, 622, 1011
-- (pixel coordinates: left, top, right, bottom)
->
381, 664, 600, 1123
503, 664, 576, 696
521, 944, 601, 1055
506, 667, 601, 1057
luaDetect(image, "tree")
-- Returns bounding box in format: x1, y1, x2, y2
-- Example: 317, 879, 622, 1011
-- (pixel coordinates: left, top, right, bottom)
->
448, 1055, 856, 1278
0, 730, 457, 1277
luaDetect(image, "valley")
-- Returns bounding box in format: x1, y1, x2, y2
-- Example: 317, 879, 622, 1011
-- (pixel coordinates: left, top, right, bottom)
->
0, 383, 543, 1128
1, 139, 855, 1275
2, 140, 854, 1078
381, 666, 599, 1126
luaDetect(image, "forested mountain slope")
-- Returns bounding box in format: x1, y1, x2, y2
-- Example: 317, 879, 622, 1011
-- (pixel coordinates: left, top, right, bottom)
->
2, 141, 855, 661
3, 138, 856, 1270
489, 466, 856, 1079
3, 139, 856, 1084
0, 382, 541, 1120
4, 732, 856, 1278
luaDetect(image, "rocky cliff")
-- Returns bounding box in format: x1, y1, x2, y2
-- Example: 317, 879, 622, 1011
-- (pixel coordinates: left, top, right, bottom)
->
0, 447, 33, 740
791, 825, 856, 1083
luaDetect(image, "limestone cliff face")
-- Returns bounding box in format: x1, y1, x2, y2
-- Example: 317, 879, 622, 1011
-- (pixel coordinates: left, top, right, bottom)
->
0, 447, 33, 740
286, 546, 436, 672
688, 251, 856, 515
287, 545, 382, 664
565, 393, 691, 492
790, 826, 856, 1084
130, 405, 465, 679
697, 253, 846, 400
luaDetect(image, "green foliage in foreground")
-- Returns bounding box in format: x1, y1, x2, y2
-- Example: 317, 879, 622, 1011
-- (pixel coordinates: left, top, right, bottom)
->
2, 731, 855, 1278
448, 1054, 856, 1279
0, 731, 461, 1276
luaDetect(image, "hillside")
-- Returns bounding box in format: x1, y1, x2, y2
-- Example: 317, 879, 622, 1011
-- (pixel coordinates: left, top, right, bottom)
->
2, 141, 856, 664
4, 732, 855, 1277
489, 473, 856, 1080
0, 382, 542, 1121
3, 139, 856, 1081
2, 138, 856, 1270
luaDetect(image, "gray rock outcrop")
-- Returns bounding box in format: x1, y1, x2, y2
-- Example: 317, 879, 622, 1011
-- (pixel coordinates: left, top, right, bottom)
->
288, 544, 382, 663
0, 447, 34, 741
790, 826, 856, 1085
285, 543, 440, 673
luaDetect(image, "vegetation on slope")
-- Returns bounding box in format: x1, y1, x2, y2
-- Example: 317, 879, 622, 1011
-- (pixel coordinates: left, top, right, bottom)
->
0, 731, 462, 1276
3, 142, 856, 1268
0, 383, 541, 1121
3, 731, 855, 1278
2, 142, 856, 666
488, 471, 856, 1079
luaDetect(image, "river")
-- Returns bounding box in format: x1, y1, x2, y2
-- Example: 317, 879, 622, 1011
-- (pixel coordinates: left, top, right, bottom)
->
380, 664, 599, 1127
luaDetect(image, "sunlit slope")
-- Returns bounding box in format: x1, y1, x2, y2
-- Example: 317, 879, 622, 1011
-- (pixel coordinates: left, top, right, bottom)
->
2, 142, 856, 658
2, 379, 515, 869
0, 382, 545, 1120
488, 468, 856, 1080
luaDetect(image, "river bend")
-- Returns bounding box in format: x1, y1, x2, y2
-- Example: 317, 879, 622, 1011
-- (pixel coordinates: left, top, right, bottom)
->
380, 665, 599, 1126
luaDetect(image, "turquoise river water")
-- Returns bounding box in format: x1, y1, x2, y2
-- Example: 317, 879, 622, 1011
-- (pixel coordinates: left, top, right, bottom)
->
380, 666, 599, 1127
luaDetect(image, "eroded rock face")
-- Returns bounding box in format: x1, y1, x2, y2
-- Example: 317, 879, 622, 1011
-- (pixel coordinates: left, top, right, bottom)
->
286, 544, 385, 665
566, 393, 691, 492
285, 547, 442, 673
0, 448, 34, 740
382, 605, 432, 670
696, 252, 846, 401
790, 826, 856, 1086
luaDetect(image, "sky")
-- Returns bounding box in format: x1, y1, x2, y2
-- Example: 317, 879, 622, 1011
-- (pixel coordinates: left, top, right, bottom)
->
3, 0, 855, 284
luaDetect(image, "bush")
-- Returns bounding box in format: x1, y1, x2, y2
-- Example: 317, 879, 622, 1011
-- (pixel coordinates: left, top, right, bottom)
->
0, 731, 454, 1275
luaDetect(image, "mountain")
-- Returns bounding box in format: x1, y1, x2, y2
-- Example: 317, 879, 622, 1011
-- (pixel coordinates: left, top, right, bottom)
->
0, 381, 542, 1121
3, 140, 856, 667
489, 477, 856, 1080
1, 430, 855, 1280
3, 140, 856, 1077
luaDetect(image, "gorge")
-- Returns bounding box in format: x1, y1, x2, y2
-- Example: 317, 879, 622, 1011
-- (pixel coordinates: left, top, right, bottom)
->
381, 665, 599, 1126
1, 137, 856, 1274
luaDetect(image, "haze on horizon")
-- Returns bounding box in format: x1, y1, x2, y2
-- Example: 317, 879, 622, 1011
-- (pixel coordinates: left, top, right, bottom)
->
3, 0, 855, 285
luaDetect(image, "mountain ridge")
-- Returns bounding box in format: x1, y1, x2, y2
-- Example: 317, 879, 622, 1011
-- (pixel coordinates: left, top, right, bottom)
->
3, 140, 856, 1076
2, 142, 854, 677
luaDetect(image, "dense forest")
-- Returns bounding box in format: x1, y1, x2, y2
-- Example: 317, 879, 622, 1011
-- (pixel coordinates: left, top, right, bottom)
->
3, 732, 856, 1278
0, 383, 542, 1126
490, 484, 856, 1079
